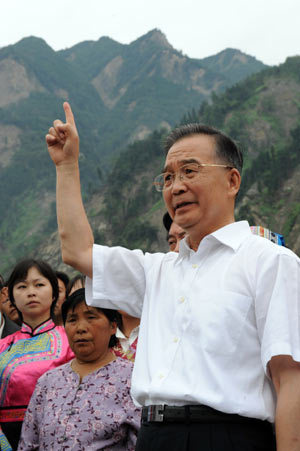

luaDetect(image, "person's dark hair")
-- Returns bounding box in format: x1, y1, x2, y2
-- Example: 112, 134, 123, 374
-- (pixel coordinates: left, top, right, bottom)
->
62, 288, 118, 348
163, 212, 173, 233
7, 259, 59, 321
56, 271, 70, 290
164, 123, 243, 174
0, 274, 4, 290
115, 311, 124, 331
66, 274, 85, 297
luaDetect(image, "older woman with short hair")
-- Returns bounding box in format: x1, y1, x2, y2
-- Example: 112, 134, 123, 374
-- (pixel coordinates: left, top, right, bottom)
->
18, 288, 140, 450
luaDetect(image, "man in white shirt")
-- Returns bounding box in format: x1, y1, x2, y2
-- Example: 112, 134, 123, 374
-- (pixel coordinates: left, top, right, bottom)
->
46, 102, 300, 451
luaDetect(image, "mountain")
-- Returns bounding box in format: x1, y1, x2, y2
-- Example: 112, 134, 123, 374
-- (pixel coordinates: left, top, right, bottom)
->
36, 56, 300, 272
60, 29, 267, 154
0, 30, 268, 274
200, 48, 266, 85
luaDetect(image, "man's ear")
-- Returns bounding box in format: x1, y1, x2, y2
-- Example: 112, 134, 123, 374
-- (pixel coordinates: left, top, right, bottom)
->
227, 168, 241, 198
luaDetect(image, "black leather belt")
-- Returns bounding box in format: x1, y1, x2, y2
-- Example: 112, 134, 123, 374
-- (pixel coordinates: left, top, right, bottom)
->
142, 405, 267, 425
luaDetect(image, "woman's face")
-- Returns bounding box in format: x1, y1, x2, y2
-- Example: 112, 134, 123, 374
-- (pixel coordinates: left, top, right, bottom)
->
65, 301, 116, 362
13, 266, 53, 325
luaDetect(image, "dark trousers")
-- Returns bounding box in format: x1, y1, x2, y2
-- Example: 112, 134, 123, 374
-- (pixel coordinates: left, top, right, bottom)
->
135, 421, 276, 451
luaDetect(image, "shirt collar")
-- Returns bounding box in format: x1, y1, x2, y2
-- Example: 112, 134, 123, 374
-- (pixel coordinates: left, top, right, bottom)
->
116, 325, 139, 340
209, 221, 251, 251
177, 221, 251, 258
21, 318, 55, 336
178, 237, 192, 258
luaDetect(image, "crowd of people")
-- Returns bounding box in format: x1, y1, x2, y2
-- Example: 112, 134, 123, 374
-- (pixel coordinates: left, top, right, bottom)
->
0, 260, 142, 450
0, 100, 299, 451
0, 218, 287, 451
0, 211, 188, 450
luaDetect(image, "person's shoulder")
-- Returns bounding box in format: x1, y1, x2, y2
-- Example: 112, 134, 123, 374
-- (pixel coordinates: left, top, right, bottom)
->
52, 325, 71, 342
3, 315, 20, 334
243, 233, 299, 264
144, 250, 178, 267
109, 358, 134, 391
109, 357, 134, 380
112, 357, 134, 370
0, 329, 20, 351
38, 360, 72, 384
93, 243, 172, 267
244, 232, 296, 255
54, 325, 67, 335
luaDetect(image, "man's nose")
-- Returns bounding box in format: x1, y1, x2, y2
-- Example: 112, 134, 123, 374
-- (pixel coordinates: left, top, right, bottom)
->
174, 239, 181, 253
171, 173, 187, 194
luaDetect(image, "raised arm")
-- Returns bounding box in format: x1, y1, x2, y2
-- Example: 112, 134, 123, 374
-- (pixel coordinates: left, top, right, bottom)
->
46, 102, 93, 278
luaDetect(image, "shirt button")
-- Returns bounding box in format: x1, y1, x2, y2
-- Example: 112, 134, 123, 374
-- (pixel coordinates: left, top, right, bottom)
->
179, 296, 185, 303
173, 337, 178, 343
192, 264, 198, 269
158, 373, 164, 379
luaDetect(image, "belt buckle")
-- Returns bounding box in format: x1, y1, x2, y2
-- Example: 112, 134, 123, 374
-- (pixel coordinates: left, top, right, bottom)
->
147, 405, 164, 422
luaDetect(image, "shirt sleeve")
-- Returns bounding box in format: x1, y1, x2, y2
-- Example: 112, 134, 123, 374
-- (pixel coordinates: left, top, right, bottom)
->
85, 244, 146, 318
18, 377, 46, 450
254, 249, 300, 373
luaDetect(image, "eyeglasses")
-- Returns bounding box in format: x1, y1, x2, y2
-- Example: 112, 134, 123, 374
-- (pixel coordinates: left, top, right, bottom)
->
153, 163, 233, 192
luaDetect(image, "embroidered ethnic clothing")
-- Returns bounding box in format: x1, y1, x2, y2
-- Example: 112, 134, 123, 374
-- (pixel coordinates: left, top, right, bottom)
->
18, 358, 140, 450
0, 430, 12, 451
0, 319, 74, 449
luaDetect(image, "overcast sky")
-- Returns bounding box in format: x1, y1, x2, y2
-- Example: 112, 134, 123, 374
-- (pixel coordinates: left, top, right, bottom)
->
1, 0, 299, 66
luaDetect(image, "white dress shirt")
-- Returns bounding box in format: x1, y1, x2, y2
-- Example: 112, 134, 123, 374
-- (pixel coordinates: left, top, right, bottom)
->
86, 221, 300, 422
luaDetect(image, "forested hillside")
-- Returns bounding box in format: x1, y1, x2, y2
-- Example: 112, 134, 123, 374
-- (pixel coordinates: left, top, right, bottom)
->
0, 30, 266, 274
37, 56, 300, 273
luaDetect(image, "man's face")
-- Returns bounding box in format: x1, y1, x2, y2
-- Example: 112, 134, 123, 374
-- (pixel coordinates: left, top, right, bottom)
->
163, 134, 234, 240
54, 278, 67, 315
0, 287, 20, 324
167, 222, 186, 252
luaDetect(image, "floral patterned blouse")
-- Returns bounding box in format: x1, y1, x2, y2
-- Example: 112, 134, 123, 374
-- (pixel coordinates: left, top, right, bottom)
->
18, 358, 141, 450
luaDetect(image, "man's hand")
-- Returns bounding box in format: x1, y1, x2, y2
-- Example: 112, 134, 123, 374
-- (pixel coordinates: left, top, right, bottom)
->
46, 102, 79, 166
47, 101, 93, 277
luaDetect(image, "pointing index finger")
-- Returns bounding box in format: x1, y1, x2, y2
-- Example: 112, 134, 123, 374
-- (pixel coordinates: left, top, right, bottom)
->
63, 102, 75, 126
